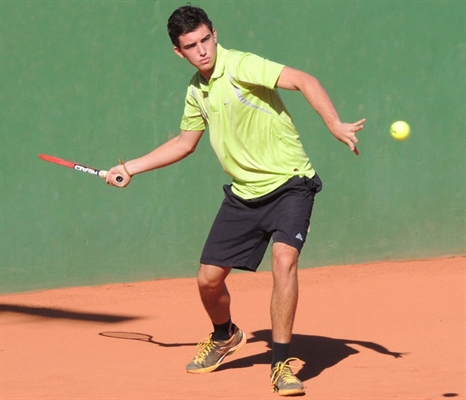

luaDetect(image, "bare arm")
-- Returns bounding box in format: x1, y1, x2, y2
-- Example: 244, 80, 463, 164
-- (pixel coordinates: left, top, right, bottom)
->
106, 129, 204, 187
277, 66, 365, 154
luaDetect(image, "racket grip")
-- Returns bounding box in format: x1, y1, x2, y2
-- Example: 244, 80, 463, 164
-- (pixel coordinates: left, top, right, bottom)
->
98, 170, 123, 183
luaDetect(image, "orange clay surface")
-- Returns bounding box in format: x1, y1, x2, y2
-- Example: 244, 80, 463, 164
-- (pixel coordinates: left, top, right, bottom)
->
1, 256, 465, 399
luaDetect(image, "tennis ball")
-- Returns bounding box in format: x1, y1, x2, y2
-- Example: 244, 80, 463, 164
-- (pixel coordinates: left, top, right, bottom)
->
390, 121, 411, 141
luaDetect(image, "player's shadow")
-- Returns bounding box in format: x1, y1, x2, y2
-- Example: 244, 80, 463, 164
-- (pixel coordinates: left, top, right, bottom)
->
220, 329, 405, 381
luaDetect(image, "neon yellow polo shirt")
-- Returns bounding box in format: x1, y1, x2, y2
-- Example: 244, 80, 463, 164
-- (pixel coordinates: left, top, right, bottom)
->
180, 44, 314, 199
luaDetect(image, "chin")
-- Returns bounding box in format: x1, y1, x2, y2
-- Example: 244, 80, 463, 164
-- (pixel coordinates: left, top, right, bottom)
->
199, 65, 213, 75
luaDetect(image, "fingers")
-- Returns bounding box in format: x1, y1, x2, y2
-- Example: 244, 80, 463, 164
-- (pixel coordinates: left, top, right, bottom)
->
330, 118, 365, 155
349, 118, 365, 155
356, 118, 366, 125
353, 118, 366, 132
105, 166, 131, 187
346, 139, 359, 155
344, 137, 359, 156
108, 176, 130, 187
107, 177, 126, 187
346, 131, 359, 148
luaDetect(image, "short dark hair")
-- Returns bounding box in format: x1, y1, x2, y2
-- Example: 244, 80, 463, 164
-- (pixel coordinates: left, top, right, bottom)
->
167, 5, 213, 47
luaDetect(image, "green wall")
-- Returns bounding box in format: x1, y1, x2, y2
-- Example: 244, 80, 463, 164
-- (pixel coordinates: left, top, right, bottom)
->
1, 0, 465, 293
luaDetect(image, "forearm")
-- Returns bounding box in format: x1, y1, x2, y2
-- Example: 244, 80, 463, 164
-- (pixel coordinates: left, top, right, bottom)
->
278, 67, 341, 130
106, 130, 204, 186
277, 66, 365, 154
124, 135, 194, 175
298, 75, 341, 130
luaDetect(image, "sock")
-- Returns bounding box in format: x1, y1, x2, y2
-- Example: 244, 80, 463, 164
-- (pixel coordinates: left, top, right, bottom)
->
212, 319, 233, 341
272, 342, 290, 367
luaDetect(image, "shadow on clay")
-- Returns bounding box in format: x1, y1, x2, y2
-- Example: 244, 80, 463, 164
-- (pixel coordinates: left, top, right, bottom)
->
219, 329, 406, 382
0, 303, 139, 323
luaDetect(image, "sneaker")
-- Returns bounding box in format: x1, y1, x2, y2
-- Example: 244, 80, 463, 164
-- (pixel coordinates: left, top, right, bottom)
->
186, 325, 247, 374
270, 358, 305, 396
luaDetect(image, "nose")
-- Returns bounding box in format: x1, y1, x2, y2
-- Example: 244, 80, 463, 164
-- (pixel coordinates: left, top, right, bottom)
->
198, 43, 206, 56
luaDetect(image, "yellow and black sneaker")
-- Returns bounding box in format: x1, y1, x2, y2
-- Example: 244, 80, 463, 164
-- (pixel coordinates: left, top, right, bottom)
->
270, 358, 305, 396
186, 325, 247, 374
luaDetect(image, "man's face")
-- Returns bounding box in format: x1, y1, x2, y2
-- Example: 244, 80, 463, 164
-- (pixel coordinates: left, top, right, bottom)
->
174, 24, 217, 80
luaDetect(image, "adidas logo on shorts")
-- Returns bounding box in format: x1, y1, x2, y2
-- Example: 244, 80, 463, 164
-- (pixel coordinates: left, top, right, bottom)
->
295, 233, 304, 241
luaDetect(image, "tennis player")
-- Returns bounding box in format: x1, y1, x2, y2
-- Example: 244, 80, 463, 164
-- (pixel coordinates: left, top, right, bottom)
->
106, 5, 365, 396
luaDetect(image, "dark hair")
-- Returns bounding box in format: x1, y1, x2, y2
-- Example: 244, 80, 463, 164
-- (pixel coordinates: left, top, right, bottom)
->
167, 5, 213, 47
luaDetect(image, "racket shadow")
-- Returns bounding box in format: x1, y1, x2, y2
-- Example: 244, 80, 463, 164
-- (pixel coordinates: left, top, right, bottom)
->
99, 331, 197, 348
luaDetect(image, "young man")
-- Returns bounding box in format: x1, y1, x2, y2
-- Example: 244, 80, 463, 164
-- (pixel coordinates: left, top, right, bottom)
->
106, 5, 365, 396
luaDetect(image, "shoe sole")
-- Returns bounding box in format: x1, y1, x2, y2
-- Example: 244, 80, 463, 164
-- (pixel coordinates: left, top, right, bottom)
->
276, 387, 305, 396
186, 330, 247, 374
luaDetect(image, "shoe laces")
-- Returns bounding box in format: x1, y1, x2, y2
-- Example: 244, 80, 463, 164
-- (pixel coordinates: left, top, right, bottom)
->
271, 357, 304, 386
193, 335, 216, 363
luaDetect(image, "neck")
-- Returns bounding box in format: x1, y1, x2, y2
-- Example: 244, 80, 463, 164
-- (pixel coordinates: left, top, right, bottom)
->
200, 71, 212, 81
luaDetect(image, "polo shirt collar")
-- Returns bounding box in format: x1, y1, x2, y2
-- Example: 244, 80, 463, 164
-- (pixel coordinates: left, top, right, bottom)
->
211, 44, 226, 79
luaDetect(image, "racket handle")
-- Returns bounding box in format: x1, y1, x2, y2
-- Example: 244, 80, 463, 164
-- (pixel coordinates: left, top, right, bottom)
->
98, 171, 123, 183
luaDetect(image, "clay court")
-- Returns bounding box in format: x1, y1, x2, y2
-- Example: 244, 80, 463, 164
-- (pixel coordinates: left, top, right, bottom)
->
0, 256, 464, 399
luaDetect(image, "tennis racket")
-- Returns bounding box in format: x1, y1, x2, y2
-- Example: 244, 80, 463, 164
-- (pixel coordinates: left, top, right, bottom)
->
38, 154, 123, 183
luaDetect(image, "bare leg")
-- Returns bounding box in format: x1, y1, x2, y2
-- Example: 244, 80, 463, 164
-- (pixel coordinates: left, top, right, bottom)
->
269, 244, 305, 396
197, 263, 232, 325
187, 264, 246, 374
270, 242, 300, 343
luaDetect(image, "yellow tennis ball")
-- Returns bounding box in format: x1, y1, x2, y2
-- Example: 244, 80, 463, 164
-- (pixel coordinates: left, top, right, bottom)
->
390, 121, 411, 141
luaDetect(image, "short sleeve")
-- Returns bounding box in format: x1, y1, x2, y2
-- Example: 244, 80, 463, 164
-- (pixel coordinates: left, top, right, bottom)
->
180, 86, 207, 131
228, 51, 285, 89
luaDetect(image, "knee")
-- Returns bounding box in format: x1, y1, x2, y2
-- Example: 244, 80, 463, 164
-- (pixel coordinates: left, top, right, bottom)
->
273, 261, 298, 282
272, 243, 299, 278
197, 264, 228, 292
197, 272, 215, 292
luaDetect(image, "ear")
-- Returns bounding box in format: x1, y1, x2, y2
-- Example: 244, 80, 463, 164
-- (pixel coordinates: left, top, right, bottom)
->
173, 46, 185, 59
213, 28, 217, 44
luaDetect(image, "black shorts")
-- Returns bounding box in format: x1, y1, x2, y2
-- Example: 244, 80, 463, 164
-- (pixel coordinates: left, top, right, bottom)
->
200, 174, 323, 271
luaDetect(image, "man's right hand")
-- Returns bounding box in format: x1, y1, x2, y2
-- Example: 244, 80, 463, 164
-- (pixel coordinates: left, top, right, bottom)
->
106, 165, 132, 188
